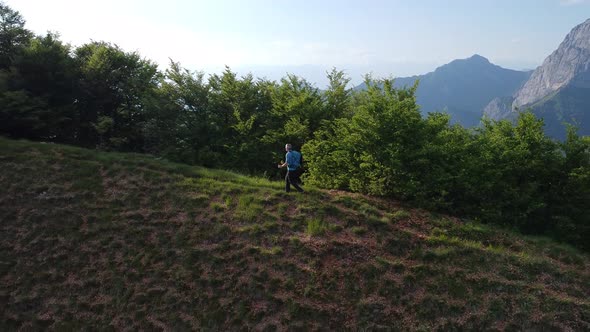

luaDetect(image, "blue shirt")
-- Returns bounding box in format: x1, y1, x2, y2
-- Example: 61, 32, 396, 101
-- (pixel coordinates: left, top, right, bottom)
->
286, 150, 301, 171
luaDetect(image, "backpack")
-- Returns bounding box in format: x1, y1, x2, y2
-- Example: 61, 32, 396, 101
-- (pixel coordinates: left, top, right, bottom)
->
289, 151, 303, 169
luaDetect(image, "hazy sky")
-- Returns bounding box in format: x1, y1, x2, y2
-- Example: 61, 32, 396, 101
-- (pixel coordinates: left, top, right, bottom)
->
5, 0, 590, 86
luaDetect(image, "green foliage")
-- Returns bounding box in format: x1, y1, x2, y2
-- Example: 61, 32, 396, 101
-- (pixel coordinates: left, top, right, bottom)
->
144, 60, 214, 165
0, 2, 32, 68
305, 77, 424, 197
74, 41, 159, 150
0, 33, 77, 142
551, 126, 590, 249
207, 67, 275, 172
304, 77, 589, 249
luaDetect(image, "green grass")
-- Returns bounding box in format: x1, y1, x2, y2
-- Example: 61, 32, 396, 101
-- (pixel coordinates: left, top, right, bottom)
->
1, 137, 589, 331
351, 226, 367, 235
210, 201, 227, 212
389, 209, 411, 222
306, 218, 328, 236
233, 194, 264, 222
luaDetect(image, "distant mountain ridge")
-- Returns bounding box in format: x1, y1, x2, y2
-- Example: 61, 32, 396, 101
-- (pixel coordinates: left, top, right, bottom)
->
356, 55, 531, 127
484, 18, 590, 139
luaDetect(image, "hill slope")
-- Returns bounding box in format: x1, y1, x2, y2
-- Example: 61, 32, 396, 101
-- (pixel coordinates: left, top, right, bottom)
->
356, 55, 531, 127
1, 138, 589, 330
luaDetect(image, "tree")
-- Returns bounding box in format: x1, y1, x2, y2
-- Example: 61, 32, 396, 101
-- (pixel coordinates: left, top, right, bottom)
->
303, 77, 423, 196
0, 33, 78, 142
145, 60, 214, 164
0, 2, 32, 68
323, 68, 352, 121
207, 67, 274, 172
74, 42, 159, 150
263, 74, 323, 154
553, 125, 590, 249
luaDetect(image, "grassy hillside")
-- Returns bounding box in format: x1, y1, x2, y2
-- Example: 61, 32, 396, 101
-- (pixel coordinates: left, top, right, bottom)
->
1, 137, 589, 330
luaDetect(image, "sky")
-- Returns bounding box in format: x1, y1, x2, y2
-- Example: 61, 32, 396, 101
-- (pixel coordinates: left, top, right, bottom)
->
5, 0, 590, 87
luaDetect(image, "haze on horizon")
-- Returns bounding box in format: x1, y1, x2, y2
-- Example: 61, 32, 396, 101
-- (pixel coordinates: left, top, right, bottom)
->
5, 0, 590, 87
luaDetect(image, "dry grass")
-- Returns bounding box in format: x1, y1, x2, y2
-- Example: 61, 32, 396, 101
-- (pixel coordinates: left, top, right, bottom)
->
1, 137, 589, 330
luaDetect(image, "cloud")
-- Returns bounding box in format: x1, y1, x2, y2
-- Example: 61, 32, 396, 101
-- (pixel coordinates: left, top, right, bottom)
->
559, 0, 589, 5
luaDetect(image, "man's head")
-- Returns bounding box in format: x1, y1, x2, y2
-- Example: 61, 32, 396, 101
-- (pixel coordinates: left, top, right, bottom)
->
285, 143, 292, 151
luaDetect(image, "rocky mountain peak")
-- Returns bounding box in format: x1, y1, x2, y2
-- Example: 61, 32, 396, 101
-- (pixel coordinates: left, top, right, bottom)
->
512, 19, 590, 108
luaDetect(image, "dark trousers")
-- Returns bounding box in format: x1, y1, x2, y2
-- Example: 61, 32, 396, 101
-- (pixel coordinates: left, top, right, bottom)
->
285, 169, 304, 192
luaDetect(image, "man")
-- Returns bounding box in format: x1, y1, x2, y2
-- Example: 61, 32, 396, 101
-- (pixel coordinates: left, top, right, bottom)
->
278, 143, 304, 193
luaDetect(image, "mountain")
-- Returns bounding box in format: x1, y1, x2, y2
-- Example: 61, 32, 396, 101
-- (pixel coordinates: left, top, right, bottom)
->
356, 55, 531, 127
484, 19, 590, 139
1, 137, 589, 330
482, 96, 517, 122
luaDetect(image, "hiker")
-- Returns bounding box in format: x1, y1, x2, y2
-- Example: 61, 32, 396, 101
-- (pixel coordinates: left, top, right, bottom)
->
278, 143, 304, 193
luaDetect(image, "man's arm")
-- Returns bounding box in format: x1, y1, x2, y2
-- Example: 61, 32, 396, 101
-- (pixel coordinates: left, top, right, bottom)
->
278, 152, 290, 168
